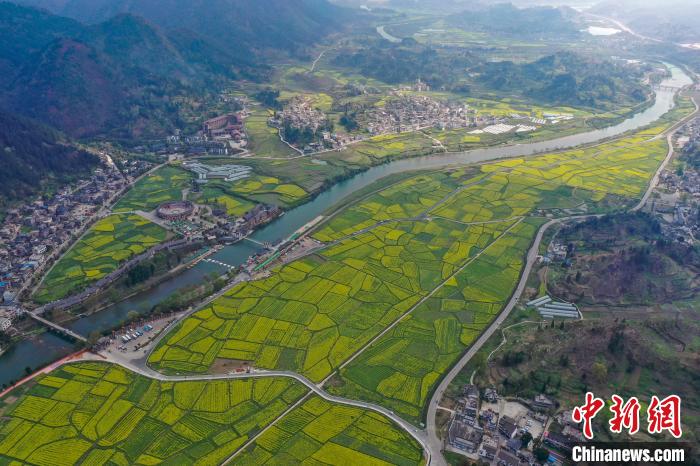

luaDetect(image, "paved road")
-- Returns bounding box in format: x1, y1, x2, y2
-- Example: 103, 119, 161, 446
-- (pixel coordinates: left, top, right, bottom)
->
424, 91, 699, 464
82, 352, 431, 464
14, 90, 696, 466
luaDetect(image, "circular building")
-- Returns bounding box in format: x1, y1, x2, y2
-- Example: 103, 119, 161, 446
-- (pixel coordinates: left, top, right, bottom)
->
156, 201, 195, 221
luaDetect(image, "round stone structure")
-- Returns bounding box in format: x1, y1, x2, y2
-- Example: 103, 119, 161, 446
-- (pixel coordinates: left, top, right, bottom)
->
156, 201, 194, 221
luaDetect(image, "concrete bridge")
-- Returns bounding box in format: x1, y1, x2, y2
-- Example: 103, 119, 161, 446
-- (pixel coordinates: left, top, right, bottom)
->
27, 312, 87, 343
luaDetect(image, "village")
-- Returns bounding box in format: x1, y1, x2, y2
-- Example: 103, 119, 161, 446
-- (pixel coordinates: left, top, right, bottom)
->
365, 92, 476, 135
445, 384, 585, 466
648, 115, 700, 243
263, 80, 577, 155
0, 159, 152, 306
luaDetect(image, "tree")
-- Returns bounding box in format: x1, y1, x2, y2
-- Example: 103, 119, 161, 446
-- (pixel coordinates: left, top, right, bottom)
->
88, 330, 102, 346
127, 310, 140, 323
534, 447, 549, 462
521, 431, 533, 447
591, 361, 608, 383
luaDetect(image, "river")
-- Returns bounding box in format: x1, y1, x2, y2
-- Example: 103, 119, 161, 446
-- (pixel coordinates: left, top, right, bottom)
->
0, 64, 691, 388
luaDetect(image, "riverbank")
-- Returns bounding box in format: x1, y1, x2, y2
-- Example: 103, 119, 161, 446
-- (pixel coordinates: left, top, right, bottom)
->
0, 63, 691, 390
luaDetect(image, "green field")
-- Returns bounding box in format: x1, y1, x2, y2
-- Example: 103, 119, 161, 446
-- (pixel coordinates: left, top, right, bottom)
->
326, 128, 675, 421
245, 108, 298, 159
114, 166, 192, 212
235, 396, 423, 466
150, 210, 516, 380
198, 184, 257, 217
150, 116, 678, 422
329, 219, 541, 422
0, 362, 307, 465
2, 93, 691, 466
230, 174, 308, 207
0, 363, 425, 465
34, 214, 168, 304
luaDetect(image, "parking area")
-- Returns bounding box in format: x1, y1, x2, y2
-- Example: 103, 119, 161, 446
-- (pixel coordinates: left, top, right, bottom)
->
101, 313, 182, 363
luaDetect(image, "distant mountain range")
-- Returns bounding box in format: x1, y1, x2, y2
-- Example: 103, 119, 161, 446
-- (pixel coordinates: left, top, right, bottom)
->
0, 0, 349, 138
447, 3, 580, 38
590, 0, 700, 44
11, 0, 347, 54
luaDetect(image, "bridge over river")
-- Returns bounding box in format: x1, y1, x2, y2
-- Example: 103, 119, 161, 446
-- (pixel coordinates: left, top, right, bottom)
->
26, 313, 87, 343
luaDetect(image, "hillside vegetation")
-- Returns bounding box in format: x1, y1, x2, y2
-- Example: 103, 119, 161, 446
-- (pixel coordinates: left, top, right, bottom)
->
0, 0, 351, 138
0, 111, 98, 209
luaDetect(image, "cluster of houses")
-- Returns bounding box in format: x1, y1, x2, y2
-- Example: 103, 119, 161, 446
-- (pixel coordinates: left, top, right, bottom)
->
209, 204, 283, 244
0, 305, 23, 335
271, 96, 329, 135
203, 113, 245, 141
446, 385, 585, 466
141, 106, 249, 157
365, 94, 476, 135
0, 163, 142, 302
652, 117, 700, 244
267, 96, 336, 153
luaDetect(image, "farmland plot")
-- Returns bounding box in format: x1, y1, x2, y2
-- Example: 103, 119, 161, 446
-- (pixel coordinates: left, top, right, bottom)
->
34, 214, 168, 304
0, 363, 307, 465
233, 396, 423, 466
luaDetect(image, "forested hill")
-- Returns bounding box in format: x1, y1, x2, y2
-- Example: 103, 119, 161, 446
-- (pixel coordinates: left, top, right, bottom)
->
475, 52, 648, 110
447, 3, 580, 38
0, 112, 98, 208
0, 0, 351, 138
11, 0, 350, 55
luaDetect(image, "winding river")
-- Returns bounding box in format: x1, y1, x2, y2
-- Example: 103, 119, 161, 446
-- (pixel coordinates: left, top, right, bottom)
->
0, 65, 691, 388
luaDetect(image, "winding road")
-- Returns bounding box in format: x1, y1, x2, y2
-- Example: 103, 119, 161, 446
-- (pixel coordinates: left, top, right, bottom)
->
3, 56, 696, 465
17, 89, 695, 466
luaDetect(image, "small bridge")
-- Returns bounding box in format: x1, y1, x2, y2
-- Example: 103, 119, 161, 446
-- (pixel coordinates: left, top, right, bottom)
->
243, 237, 268, 247
27, 312, 87, 343
653, 85, 680, 92
202, 258, 237, 270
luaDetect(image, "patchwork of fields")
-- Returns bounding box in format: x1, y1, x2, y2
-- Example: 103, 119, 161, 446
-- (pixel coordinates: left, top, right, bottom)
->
245, 109, 298, 159
34, 214, 168, 304
0, 363, 305, 465
150, 212, 517, 380
3, 94, 690, 465
148, 124, 672, 422
114, 166, 192, 213
330, 219, 541, 422
234, 396, 422, 466
0, 363, 422, 465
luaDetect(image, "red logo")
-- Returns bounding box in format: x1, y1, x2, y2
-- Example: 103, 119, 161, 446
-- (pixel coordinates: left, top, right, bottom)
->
648, 395, 682, 438
572, 393, 682, 439
572, 392, 605, 440
609, 395, 640, 435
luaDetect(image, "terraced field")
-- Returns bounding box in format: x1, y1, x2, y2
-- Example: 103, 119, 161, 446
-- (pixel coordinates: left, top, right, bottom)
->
34, 214, 168, 304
